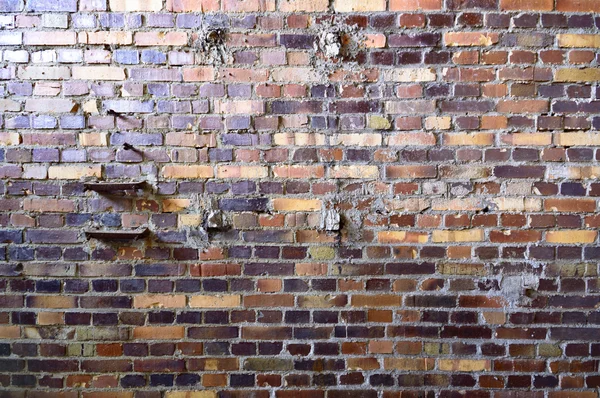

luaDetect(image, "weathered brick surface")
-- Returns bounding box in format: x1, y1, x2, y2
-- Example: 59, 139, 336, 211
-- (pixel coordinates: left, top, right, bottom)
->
1, 0, 600, 395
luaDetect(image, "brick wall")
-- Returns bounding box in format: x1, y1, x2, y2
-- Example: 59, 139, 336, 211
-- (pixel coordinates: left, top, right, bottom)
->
1, 0, 600, 396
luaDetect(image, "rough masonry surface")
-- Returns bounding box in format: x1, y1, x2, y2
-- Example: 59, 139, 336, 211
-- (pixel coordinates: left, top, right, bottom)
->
1, 0, 600, 397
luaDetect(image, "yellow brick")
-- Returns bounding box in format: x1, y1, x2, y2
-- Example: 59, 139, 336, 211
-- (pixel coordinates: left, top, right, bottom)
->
189, 295, 241, 308
161, 165, 214, 179
163, 199, 191, 212
272, 198, 322, 212
384, 358, 435, 371
330, 165, 378, 179
48, 165, 101, 180
279, 0, 328, 11
556, 133, 600, 146
133, 295, 186, 308
443, 133, 494, 146
333, 0, 386, 11
555, 68, 600, 82
79, 31, 133, 45
432, 229, 484, 243
332, 134, 382, 146
546, 230, 597, 244
179, 214, 203, 227
438, 359, 491, 372
383, 68, 436, 82
368, 116, 391, 130
509, 133, 552, 146
217, 166, 268, 179
438, 263, 486, 276
110, 0, 163, 11
558, 34, 600, 48
378, 231, 428, 244
425, 117, 451, 130
73, 67, 125, 81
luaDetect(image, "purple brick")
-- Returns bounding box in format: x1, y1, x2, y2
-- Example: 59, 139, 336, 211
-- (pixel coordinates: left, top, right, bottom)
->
61, 149, 86, 162
32, 116, 57, 129
99, 13, 125, 28
0, 0, 23, 12
141, 50, 167, 64
32, 148, 59, 162
27, 230, 78, 244
176, 14, 201, 28
60, 116, 85, 129
114, 50, 139, 65
27, 0, 76, 11
147, 13, 174, 27
5, 116, 30, 129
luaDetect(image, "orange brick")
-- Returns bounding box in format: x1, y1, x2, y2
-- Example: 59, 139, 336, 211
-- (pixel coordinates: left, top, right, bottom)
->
133, 326, 185, 340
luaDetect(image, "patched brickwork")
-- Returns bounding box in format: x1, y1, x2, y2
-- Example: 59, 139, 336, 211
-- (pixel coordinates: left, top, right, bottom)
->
1, 0, 600, 396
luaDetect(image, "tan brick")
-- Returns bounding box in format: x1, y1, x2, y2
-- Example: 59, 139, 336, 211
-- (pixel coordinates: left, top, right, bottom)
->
556, 133, 600, 146
295, 263, 327, 276
133, 326, 185, 340
189, 295, 241, 308
214, 100, 265, 115
162, 165, 214, 179
279, 0, 328, 11
79, 31, 133, 45
18, 66, 70, 80
0, 99, 20, 112
272, 165, 324, 179
383, 68, 436, 82
133, 295, 186, 308
443, 133, 494, 146
508, 133, 552, 146
555, 68, 600, 82
28, 296, 77, 309
330, 165, 378, 179
432, 229, 484, 242
163, 199, 192, 213
73, 67, 126, 81
546, 230, 597, 244
333, 0, 386, 11
0, 133, 20, 146
37, 312, 65, 325
110, 0, 163, 11
556, 0, 600, 12
378, 231, 428, 244
425, 116, 451, 130
558, 34, 600, 48
385, 100, 436, 114
385, 358, 435, 371
0, 326, 20, 338
439, 359, 491, 372
24, 32, 76, 46
386, 165, 437, 179
390, 0, 441, 10
445, 32, 499, 46
351, 295, 402, 307
135, 32, 188, 46
216, 166, 268, 178
48, 165, 101, 180
386, 132, 436, 146
79, 133, 108, 147
24, 198, 75, 213
166, 0, 220, 11
272, 198, 321, 212
222, 0, 275, 11
332, 134, 382, 146
183, 67, 216, 82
